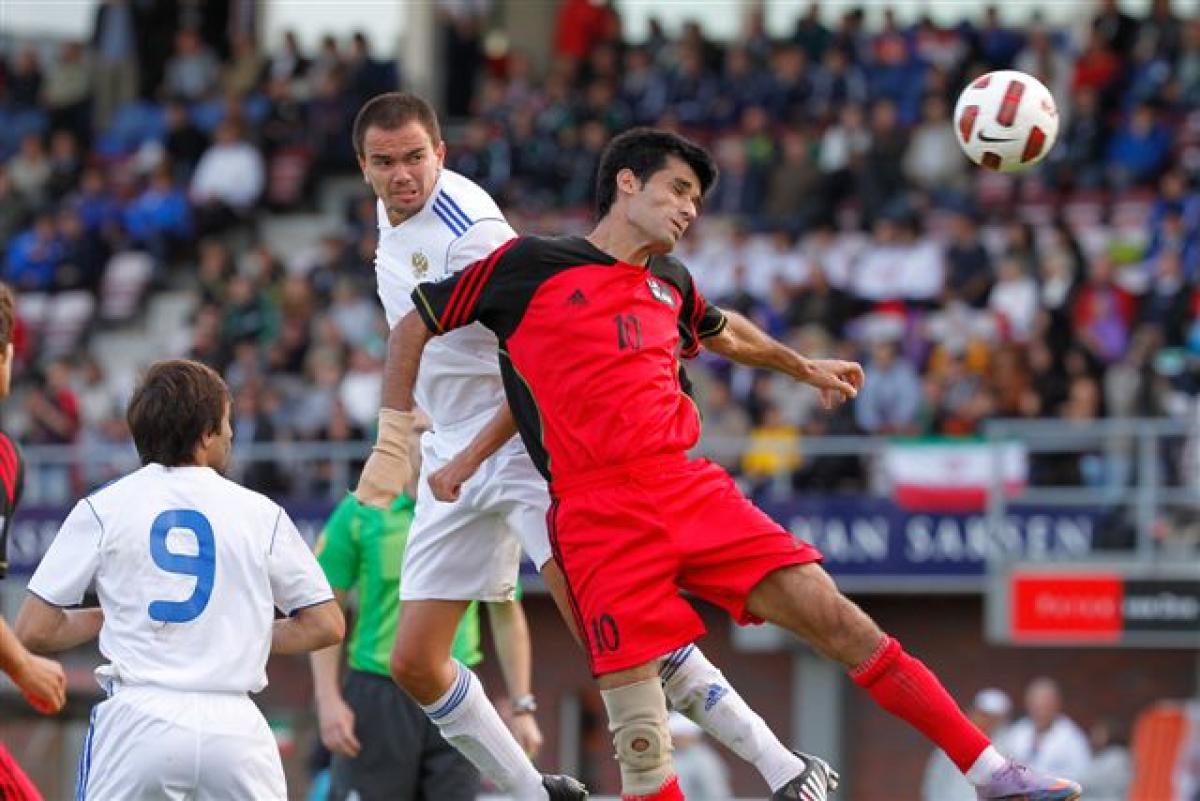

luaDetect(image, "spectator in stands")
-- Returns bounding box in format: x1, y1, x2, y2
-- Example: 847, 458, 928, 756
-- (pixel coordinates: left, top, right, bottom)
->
220, 273, 278, 349
232, 379, 288, 495
854, 339, 922, 435
1014, 27, 1072, 112
267, 30, 310, 87
763, 131, 822, 233
308, 70, 356, 177
42, 41, 92, 146
6, 48, 42, 110
338, 345, 382, 432
1093, 0, 1141, 58
1072, 255, 1136, 366
1002, 678, 1091, 783
1107, 101, 1174, 188
163, 100, 208, 180
190, 119, 265, 234
91, 0, 140, 131
45, 131, 83, 202
441, 3, 486, 118
163, 28, 220, 102
1141, 250, 1196, 347
5, 213, 61, 293
668, 713, 732, 801
223, 33, 266, 97
449, 119, 511, 198
55, 206, 108, 293
1081, 718, 1132, 801
1050, 87, 1109, 189
69, 167, 122, 241
73, 355, 121, 435
903, 94, 967, 194
860, 99, 909, 221
327, 278, 379, 350
1073, 30, 1122, 111
820, 101, 868, 208
346, 32, 395, 108
945, 210, 993, 309
24, 361, 81, 447
124, 163, 192, 265
923, 688, 1012, 801
0, 168, 30, 259
977, 6, 1025, 70
8, 134, 51, 207
288, 350, 345, 440
1180, 19, 1200, 104
989, 256, 1039, 342
808, 46, 867, 120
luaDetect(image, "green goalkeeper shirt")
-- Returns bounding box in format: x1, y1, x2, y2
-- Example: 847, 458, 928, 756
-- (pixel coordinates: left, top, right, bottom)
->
315, 494, 482, 676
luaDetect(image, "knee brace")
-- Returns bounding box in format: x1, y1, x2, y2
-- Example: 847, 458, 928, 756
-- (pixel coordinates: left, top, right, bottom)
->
601, 678, 674, 796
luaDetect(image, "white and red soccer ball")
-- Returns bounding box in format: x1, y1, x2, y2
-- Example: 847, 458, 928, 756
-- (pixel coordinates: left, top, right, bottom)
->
954, 70, 1059, 172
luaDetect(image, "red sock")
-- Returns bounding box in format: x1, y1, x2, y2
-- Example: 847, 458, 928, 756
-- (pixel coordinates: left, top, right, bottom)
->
850, 635, 990, 772
622, 776, 684, 801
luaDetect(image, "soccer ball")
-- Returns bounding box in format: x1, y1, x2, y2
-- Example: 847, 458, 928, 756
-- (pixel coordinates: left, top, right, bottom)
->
953, 70, 1059, 172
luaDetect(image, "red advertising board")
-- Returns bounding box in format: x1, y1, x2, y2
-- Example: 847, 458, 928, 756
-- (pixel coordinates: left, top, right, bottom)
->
1010, 573, 1124, 644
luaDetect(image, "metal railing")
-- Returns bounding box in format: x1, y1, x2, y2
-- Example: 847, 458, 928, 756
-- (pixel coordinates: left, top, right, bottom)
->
16, 419, 1200, 564
982, 417, 1200, 561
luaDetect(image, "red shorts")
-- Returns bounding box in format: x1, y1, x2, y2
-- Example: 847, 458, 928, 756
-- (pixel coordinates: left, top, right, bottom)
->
548, 453, 822, 676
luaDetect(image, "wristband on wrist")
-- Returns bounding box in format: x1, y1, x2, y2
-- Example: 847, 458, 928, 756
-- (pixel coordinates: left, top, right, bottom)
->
511, 694, 537, 715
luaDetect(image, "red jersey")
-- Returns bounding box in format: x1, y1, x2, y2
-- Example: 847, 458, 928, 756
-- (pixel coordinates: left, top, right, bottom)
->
413, 236, 726, 482
0, 431, 24, 578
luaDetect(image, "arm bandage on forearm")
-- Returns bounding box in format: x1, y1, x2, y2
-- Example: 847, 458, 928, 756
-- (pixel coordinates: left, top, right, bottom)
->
353, 409, 417, 508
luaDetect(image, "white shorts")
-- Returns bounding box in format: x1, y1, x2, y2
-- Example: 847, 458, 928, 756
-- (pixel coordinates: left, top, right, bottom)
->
77, 685, 285, 801
401, 430, 552, 602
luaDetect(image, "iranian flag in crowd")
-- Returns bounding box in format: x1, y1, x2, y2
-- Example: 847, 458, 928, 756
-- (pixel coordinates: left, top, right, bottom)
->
882, 438, 1028, 512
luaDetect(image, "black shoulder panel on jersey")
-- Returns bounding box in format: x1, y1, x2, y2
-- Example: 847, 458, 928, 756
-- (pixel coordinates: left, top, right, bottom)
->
647, 254, 693, 297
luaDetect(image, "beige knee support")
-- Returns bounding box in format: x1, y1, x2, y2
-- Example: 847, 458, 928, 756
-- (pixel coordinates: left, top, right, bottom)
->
601, 678, 674, 796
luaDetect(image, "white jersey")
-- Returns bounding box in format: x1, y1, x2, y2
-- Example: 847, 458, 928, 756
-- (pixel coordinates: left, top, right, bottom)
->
28, 464, 332, 694
375, 169, 517, 431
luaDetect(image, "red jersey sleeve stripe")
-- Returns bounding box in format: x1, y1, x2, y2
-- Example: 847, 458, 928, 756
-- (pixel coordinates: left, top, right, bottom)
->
444, 237, 518, 330
441, 257, 491, 331
689, 288, 707, 334
0, 438, 16, 502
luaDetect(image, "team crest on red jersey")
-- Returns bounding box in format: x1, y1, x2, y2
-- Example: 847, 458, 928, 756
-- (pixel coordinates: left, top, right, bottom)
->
646, 277, 675, 307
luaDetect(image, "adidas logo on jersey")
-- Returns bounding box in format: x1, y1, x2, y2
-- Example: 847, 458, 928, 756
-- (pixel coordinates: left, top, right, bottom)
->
566, 289, 588, 306
704, 683, 728, 711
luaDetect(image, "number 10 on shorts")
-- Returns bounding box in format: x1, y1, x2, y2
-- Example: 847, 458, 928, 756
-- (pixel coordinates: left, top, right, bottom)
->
591, 613, 620, 655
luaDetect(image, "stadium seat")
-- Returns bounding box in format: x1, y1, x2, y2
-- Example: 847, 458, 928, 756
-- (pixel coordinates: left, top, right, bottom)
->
1129, 700, 1192, 801
42, 291, 95, 358
99, 251, 154, 323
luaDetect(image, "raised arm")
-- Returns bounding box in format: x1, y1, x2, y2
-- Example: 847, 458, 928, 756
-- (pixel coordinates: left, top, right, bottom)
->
354, 311, 437, 507
703, 309, 863, 407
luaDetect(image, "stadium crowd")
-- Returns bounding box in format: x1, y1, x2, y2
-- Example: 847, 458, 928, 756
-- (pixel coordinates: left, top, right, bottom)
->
1, 1, 1199, 500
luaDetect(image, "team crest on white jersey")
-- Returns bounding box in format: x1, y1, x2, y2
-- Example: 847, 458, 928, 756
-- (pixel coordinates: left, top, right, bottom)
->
412, 251, 429, 278
646, 277, 675, 307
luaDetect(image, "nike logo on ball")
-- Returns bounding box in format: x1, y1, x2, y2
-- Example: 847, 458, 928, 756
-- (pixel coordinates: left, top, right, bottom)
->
978, 133, 1018, 143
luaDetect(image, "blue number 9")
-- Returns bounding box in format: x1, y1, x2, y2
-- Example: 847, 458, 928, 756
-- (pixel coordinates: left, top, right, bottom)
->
148, 510, 215, 623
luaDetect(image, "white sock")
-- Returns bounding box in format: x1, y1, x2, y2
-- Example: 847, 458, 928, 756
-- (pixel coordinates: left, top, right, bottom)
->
660, 644, 806, 792
965, 745, 1008, 786
422, 661, 548, 801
